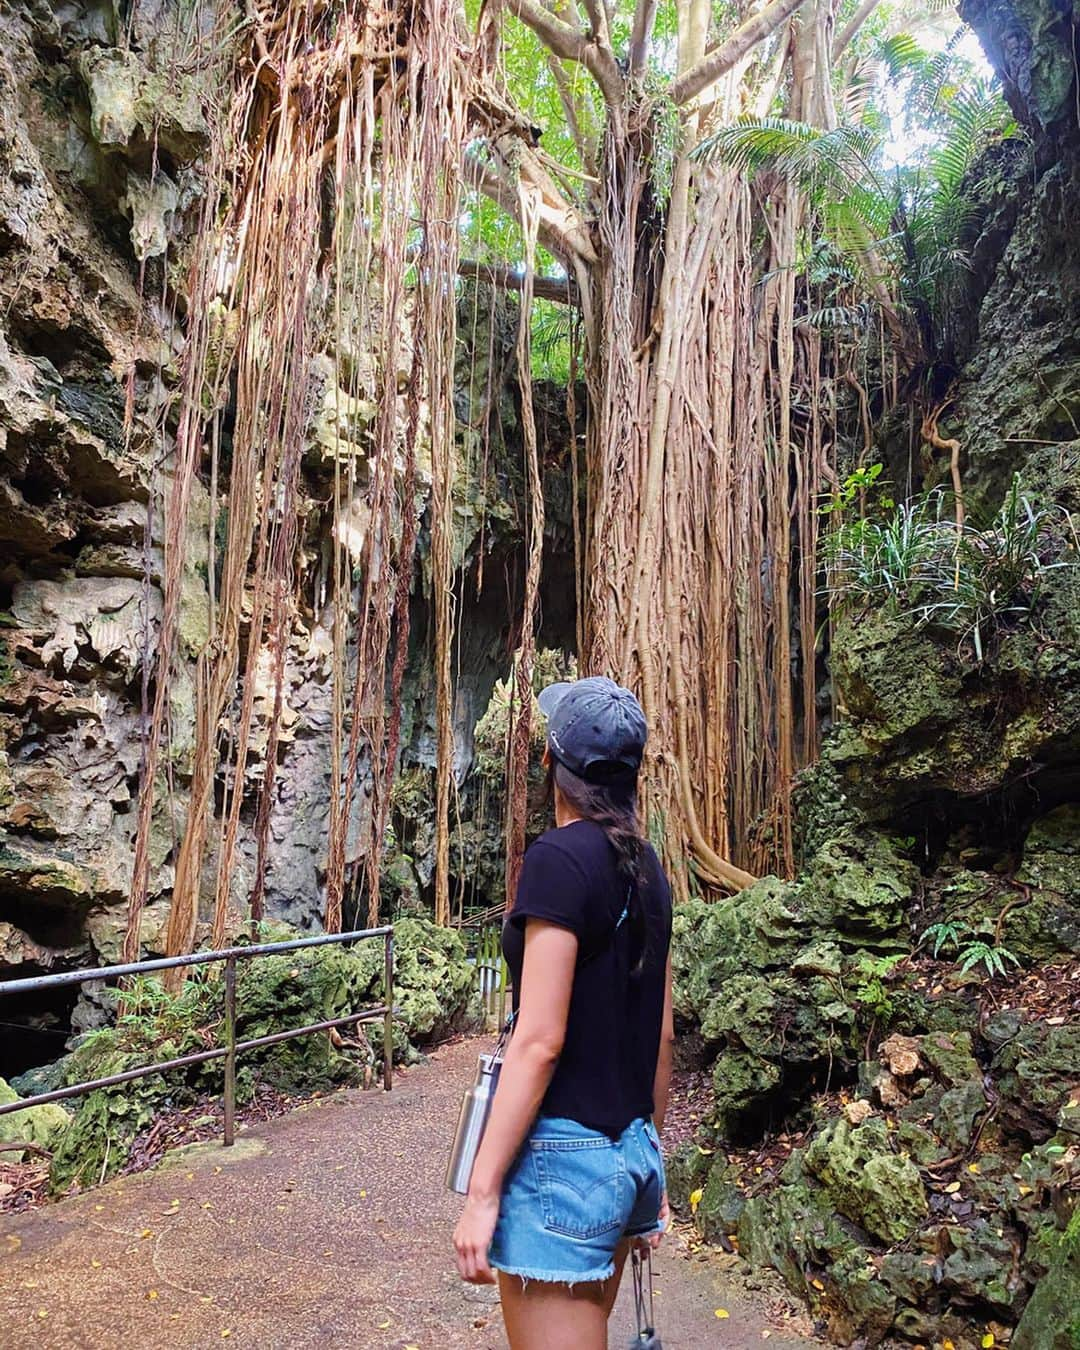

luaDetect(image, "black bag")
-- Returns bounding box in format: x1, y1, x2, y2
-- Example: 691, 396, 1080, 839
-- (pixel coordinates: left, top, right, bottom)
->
628, 1247, 662, 1348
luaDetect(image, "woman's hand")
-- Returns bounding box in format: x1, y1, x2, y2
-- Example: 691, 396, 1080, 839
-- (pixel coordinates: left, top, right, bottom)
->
453, 1192, 499, 1284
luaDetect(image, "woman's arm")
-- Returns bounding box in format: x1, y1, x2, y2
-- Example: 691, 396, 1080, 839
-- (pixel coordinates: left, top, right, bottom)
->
453, 918, 577, 1283
652, 953, 675, 1132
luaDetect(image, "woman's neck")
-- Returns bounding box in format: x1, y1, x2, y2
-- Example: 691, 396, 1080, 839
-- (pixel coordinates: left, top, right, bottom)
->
554, 796, 583, 829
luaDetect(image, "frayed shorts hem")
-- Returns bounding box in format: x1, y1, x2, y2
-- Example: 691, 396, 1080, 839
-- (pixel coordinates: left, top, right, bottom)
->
491, 1260, 615, 1286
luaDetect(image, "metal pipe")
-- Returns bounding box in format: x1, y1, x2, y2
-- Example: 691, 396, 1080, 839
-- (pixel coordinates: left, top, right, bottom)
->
0, 927, 393, 997
0, 930, 396, 1125
383, 930, 394, 1092
0, 1045, 229, 1116
233, 1007, 390, 1054
223, 956, 237, 1147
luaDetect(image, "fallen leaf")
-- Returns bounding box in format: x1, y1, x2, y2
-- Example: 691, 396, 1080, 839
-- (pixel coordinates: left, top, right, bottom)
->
37, 1309, 48, 1320
715, 1308, 730, 1319
944, 1182, 961, 1194
140, 1229, 154, 1239
811, 1278, 825, 1291
147, 1291, 159, 1301
376, 1320, 391, 1330
220, 1330, 232, 1340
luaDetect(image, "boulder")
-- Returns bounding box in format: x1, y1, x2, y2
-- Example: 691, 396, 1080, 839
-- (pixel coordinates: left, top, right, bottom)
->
1014, 804, 1080, 958
739, 1151, 898, 1346
799, 832, 917, 950
0, 1077, 71, 1161
993, 1020, 1080, 1142
804, 1117, 928, 1245
1012, 1228, 1080, 1350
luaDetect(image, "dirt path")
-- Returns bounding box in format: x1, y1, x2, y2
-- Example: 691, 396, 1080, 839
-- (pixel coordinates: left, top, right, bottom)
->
0, 1038, 823, 1348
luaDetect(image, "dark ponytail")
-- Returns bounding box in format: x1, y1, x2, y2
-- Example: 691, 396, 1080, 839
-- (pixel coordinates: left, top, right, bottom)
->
548, 759, 650, 974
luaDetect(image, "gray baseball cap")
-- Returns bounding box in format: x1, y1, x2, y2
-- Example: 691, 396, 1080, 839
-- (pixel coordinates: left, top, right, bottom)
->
537, 676, 647, 783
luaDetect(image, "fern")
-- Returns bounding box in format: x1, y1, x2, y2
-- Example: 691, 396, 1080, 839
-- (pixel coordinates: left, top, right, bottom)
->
921, 919, 968, 958
958, 941, 1021, 979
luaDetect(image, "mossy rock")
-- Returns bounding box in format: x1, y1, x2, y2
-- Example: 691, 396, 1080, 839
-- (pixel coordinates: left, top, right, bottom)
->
738, 1152, 897, 1345
48, 1043, 189, 1194
0, 1078, 71, 1161
832, 605, 963, 745
804, 1117, 928, 1244
798, 831, 917, 949
663, 1139, 712, 1213
694, 1157, 746, 1242
43, 916, 477, 1190
388, 917, 478, 1044
1014, 804, 1080, 958
1013, 1230, 1080, 1350
941, 1220, 1021, 1311
671, 878, 803, 1025
934, 1080, 989, 1153
994, 1020, 1080, 1142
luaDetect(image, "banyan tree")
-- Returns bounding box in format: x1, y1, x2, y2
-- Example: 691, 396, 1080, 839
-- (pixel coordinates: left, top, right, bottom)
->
122, 0, 945, 968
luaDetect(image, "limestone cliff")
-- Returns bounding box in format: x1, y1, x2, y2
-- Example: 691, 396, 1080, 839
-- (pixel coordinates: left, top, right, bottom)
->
0, 0, 575, 1062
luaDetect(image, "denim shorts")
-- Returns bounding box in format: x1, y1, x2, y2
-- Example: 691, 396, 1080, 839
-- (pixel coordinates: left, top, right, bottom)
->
489, 1114, 666, 1284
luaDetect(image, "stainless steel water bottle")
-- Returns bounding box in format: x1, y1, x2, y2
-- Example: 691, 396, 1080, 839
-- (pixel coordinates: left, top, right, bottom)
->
445, 1052, 501, 1195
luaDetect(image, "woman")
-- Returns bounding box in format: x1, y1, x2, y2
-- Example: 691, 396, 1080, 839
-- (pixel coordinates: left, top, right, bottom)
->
453, 676, 675, 1350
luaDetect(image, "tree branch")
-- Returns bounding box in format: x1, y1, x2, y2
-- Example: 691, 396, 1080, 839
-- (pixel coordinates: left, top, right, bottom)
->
832, 0, 882, 60
458, 259, 579, 304
463, 146, 599, 264
546, 50, 598, 175
506, 0, 590, 61
506, 0, 624, 107
629, 0, 659, 78
669, 0, 807, 105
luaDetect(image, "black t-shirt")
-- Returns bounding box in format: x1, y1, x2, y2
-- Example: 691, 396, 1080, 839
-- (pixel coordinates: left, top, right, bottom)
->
502, 820, 673, 1135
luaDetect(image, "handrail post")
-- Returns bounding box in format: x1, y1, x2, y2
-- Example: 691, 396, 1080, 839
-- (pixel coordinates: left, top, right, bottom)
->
383, 929, 394, 1092
223, 955, 237, 1146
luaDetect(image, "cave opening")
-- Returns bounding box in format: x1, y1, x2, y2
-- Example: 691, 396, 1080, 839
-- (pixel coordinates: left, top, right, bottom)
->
0, 973, 79, 1080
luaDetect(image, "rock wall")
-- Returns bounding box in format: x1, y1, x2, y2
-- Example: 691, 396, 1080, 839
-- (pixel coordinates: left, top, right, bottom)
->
669, 3, 1080, 1344
0, 0, 202, 1020
0, 1, 577, 1065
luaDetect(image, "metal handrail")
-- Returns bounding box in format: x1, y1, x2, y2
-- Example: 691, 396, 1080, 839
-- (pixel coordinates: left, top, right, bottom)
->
0, 926, 394, 1147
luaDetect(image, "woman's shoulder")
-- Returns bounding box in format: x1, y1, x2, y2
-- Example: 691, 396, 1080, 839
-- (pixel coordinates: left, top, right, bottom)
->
522, 823, 599, 881
528, 820, 605, 858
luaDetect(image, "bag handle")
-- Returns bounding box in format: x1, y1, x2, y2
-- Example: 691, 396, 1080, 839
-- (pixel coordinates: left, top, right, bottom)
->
631, 1247, 657, 1339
